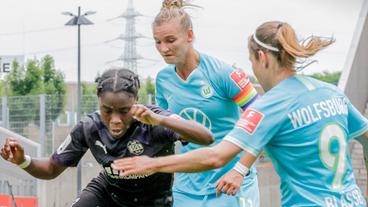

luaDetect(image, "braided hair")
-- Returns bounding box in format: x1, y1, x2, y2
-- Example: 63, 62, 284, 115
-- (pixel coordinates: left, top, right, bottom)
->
95, 68, 140, 98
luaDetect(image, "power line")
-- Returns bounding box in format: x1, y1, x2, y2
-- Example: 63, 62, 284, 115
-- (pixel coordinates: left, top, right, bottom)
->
24, 41, 106, 55
0, 20, 109, 36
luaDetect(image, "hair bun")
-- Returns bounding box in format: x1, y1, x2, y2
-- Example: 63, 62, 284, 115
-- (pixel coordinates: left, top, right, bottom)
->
162, 0, 184, 9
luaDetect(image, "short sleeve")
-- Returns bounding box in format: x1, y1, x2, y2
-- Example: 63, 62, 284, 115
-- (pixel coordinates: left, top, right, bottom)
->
346, 97, 368, 139
224, 96, 288, 156
217, 66, 258, 110
153, 126, 182, 143
155, 76, 168, 109
51, 122, 88, 167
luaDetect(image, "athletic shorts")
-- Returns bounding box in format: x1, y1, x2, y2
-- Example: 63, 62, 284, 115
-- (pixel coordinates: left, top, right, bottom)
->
71, 174, 173, 207
173, 176, 260, 207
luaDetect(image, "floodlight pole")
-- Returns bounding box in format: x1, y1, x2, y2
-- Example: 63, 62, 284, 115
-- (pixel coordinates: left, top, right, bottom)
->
63, 6, 95, 196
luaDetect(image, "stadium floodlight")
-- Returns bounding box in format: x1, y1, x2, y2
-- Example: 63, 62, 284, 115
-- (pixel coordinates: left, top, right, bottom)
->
62, 6, 95, 197
61, 11, 74, 16
84, 11, 97, 16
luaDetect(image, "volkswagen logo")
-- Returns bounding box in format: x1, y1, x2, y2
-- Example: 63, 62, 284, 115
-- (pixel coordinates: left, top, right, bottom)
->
179, 107, 212, 130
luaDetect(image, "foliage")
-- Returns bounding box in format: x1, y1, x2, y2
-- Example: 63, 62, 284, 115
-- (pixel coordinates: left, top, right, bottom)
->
81, 82, 98, 115
309, 71, 341, 86
4, 55, 66, 130
138, 76, 155, 104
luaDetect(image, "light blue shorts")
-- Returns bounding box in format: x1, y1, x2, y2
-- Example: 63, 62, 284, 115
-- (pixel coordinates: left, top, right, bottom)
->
173, 176, 260, 207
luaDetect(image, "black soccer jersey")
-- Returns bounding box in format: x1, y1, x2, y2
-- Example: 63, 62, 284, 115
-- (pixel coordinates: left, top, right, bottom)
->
52, 105, 180, 206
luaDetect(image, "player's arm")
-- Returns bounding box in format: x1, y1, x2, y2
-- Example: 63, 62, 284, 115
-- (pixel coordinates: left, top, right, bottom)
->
215, 150, 261, 196
112, 140, 242, 175
131, 104, 213, 145
362, 130, 368, 139
0, 138, 67, 180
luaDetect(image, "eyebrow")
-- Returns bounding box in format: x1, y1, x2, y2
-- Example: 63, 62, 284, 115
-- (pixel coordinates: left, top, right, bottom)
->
101, 104, 130, 110
154, 35, 176, 40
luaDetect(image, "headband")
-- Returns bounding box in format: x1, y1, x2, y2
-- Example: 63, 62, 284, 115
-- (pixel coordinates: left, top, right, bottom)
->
252, 33, 279, 52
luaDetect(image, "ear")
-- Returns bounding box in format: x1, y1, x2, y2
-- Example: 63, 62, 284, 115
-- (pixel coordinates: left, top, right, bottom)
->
187, 28, 194, 43
258, 50, 269, 68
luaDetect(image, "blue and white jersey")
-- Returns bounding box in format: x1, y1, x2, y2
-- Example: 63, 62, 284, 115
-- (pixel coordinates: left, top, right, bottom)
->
156, 53, 258, 195
225, 75, 368, 206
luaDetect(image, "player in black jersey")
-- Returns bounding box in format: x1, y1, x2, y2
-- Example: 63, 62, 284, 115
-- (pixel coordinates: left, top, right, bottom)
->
0, 68, 213, 207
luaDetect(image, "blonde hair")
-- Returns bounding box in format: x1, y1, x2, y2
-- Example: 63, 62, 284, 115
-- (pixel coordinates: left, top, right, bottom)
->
153, 0, 198, 31
248, 21, 335, 70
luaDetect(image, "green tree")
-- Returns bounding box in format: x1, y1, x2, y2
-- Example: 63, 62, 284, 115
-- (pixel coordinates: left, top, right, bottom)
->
81, 82, 98, 115
138, 81, 147, 104
145, 76, 155, 104
309, 71, 341, 85
4, 55, 66, 132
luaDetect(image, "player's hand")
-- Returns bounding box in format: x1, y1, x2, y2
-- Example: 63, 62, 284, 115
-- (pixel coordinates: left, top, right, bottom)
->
130, 104, 162, 126
0, 138, 26, 165
111, 155, 157, 176
215, 169, 244, 197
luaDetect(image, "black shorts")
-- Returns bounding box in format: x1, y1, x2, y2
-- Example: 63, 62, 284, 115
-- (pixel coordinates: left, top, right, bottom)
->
71, 174, 173, 207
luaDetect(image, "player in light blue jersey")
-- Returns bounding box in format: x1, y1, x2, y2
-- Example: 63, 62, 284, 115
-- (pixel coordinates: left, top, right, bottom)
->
112, 21, 368, 206
146, 0, 259, 206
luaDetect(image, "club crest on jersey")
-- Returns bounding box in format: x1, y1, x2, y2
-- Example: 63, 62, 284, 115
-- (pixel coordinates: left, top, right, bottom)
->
230, 70, 250, 89
200, 83, 213, 98
127, 140, 144, 155
236, 109, 263, 134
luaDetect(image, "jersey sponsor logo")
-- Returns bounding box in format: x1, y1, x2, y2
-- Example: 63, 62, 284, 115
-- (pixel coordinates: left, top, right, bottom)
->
95, 140, 108, 154
104, 166, 153, 179
179, 107, 212, 130
230, 70, 250, 89
127, 140, 144, 155
236, 109, 263, 134
200, 82, 214, 98
57, 134, 72, 154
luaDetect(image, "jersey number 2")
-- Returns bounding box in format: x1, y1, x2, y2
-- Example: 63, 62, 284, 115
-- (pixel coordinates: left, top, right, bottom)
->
319, 123, 347, 190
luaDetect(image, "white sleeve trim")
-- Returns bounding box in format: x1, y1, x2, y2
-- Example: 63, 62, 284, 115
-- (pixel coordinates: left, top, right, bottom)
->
224, 135, 259, 156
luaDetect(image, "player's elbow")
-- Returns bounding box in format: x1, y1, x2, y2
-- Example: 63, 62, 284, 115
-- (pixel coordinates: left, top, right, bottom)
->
204, 149, 228, 169
201, 133, 214, 146
188, 130, 214, 146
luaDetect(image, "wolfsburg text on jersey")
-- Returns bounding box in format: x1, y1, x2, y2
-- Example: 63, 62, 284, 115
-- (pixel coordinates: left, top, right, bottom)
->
288, 97, 348, 129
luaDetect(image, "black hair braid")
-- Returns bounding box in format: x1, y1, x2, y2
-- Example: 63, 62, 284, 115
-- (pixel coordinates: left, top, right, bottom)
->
95, 68, 140, 97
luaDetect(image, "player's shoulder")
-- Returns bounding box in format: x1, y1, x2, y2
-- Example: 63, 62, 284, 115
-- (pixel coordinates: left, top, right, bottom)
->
199, 53, 233, 74
252, 79, 297, 112
79, 112, 101, 134
156, 65, 176, 80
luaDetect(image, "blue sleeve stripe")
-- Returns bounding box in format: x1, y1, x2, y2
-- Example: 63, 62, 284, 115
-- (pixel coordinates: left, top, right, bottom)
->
224, 135, 259, 156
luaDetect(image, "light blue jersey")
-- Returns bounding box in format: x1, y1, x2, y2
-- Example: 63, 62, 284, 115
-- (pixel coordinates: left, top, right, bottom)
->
225, 75, 368, 207
156, 53, 259, 205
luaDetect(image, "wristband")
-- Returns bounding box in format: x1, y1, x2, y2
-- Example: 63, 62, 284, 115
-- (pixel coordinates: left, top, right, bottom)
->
233, 162, 250, 177
18, 155, 32, 169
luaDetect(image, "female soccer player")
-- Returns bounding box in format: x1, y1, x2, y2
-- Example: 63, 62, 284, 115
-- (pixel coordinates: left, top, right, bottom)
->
0, 68, 213, 207
148, 0, 260, 206
113, 21, 368, 206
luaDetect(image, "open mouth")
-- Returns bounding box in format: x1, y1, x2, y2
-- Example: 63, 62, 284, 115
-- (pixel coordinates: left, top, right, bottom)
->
110, 128, 124, 138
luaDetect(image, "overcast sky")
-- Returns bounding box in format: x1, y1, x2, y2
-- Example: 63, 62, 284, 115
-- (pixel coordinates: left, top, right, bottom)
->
0, 0, 364, 82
